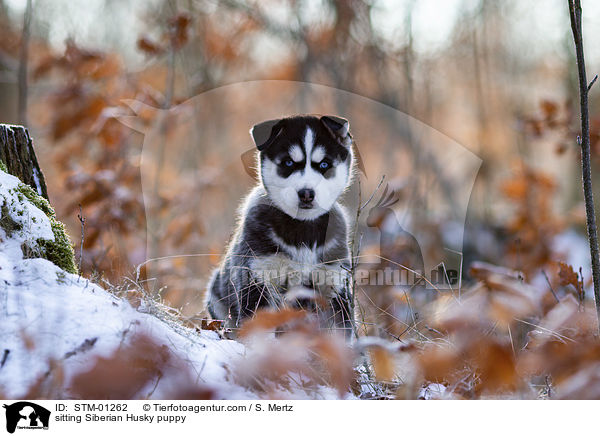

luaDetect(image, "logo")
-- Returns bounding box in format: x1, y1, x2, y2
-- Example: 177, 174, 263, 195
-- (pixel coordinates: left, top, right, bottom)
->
3, 402, 50, 434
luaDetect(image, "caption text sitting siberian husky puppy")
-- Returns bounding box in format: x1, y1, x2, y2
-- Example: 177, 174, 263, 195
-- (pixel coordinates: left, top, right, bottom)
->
206, 114, 355, 336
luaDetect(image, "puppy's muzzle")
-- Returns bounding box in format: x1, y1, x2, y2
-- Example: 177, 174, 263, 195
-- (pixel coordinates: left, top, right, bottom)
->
298, 188, 315, 208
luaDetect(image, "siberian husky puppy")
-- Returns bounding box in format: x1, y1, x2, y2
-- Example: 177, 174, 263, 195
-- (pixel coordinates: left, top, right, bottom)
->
206, 115, 355, 337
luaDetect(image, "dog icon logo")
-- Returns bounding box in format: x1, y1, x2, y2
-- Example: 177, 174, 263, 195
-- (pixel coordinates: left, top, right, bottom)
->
3, 402, 50, 433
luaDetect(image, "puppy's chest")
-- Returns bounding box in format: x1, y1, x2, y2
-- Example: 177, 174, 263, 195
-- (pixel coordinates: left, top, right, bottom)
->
248, 232, 335, 287
269, 229, 324, 265
279, 242, 322, 267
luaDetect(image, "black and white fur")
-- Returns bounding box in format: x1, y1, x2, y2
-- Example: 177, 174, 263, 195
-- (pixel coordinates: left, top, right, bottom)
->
206, 114, 355, 336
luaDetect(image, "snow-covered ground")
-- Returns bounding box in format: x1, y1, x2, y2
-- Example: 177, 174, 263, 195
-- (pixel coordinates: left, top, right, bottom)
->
0, 170, 344, 399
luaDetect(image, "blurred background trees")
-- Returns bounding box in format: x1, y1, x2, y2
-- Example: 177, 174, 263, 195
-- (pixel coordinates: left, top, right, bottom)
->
0, 0, 598, 317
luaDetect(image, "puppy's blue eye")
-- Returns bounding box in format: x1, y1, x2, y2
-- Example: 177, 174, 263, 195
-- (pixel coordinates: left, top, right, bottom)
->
319, 161, 330, 170
284, 159, 294, 167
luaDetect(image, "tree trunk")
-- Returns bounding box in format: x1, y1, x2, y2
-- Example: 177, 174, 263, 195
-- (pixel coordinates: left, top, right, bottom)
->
0, 124, 48, 200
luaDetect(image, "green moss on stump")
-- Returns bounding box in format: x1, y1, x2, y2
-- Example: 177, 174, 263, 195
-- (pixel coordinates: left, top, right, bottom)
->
0, 160, 7, 173
15, 183, 78, 274
0, 201, 22, 235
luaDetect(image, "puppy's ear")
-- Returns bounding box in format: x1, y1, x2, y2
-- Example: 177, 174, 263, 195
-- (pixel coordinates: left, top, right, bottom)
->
321, 115, 350, 142
250, 119, 283, 151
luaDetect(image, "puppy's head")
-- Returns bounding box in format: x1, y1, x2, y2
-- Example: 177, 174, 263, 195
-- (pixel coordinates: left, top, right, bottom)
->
251, 115, 353, 220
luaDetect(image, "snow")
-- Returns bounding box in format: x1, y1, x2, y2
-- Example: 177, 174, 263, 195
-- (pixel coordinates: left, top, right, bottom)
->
0, 258, 250, 398
418, 383, 447, 400
0, 170, 348, 399
0, 171, 54, 253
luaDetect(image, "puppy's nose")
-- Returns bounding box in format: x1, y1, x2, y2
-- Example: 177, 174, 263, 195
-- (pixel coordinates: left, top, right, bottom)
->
298, 188, 315, 204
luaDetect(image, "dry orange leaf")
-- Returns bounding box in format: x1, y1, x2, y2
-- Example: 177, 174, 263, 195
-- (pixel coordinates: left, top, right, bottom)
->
137, 36, 165, 56
69, 334, 171, 400
238, 308, 307, 337
369, 346, 395, 382
312, 336, 354, 396
472, 340, 519, 393
558, 262, 584, 299
418, 345, 460, 383
201, 319, 223, 332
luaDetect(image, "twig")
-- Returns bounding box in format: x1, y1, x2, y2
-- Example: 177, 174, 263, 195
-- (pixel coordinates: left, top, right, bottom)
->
77, 204, 86, 279
588, 74, 598, 92
568, 0, 600, 333
349, 177, 362, 340
508, 324, 515, 357
17, 0, 32, 125
63, 337, 97, 359
541, 269, 560, 303
0, 349, 9, 368
515, 318, 576, 343
545, 375, 553, 399
579, 266, 586, 308
146, 373, 163, 398
359, 175, 386, 211
351, 175, 386, 334
349, 177, 382, 384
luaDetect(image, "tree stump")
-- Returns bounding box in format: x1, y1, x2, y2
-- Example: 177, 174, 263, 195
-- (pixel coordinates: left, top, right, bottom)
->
0, 124, 48, 200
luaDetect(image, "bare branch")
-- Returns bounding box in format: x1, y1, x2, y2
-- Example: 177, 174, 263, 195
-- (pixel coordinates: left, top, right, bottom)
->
77, 204, 86, 279
359, 175, 386, 211
588, 74, 598, 92
567, 0, 600, 333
